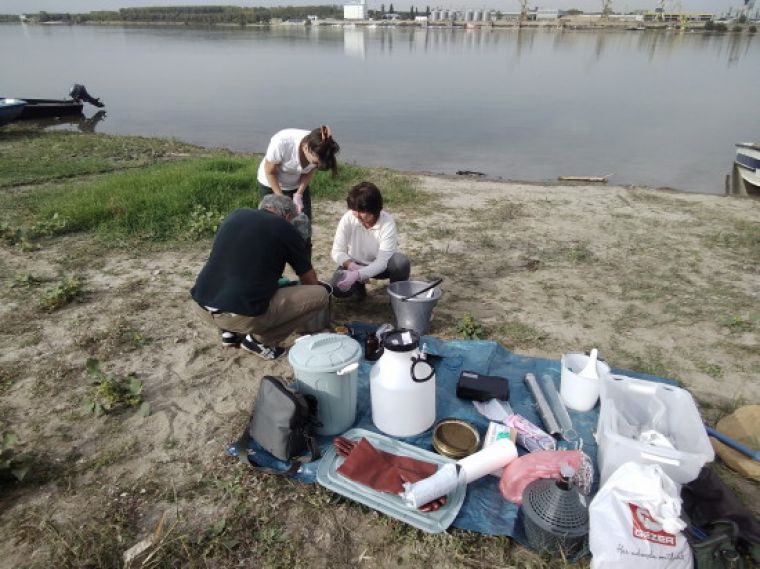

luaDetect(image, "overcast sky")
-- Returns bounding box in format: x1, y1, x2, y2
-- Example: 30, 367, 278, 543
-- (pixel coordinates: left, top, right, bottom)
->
0, 1, 749, 15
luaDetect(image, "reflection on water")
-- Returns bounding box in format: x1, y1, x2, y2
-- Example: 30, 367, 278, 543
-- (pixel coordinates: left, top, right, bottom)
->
341, 26, 757, 71
1, 25, 757, 194
339, 26, 757, 65
32, 110, 107, 133
344, 29, 365, 59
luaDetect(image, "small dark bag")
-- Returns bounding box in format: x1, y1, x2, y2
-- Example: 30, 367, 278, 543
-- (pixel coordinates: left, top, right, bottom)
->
238, 376, 321, 475
456, 370, 510, 401
682, 467, 760, 568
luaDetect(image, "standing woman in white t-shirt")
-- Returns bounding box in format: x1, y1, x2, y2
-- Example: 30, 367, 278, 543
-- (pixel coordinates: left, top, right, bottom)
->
257, 126, 340, 257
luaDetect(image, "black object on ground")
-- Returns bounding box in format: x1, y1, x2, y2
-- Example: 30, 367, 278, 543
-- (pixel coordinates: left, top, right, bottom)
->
456, 370, 510, 401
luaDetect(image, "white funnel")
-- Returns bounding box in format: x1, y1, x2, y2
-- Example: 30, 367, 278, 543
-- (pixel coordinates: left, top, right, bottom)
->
579, 348, 599, 379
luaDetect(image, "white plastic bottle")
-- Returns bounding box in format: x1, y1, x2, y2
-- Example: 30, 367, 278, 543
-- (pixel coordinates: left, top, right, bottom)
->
370, 330, 436, 437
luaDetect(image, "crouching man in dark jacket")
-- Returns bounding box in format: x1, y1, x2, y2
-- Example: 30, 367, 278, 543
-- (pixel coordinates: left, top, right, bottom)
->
191, 195, 328, 360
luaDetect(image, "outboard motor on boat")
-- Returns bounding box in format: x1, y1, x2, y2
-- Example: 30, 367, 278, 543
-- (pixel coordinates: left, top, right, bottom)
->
69, 84, 105, 108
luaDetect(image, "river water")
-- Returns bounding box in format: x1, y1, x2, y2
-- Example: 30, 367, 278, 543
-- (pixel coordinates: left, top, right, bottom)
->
2, 24, 758, 194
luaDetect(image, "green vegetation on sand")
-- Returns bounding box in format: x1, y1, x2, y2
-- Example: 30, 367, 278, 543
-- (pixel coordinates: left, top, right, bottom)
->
0, 125, 417, 245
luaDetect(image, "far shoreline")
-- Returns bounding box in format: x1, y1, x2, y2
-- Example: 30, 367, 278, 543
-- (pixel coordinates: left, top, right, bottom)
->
4, 20, 756, 33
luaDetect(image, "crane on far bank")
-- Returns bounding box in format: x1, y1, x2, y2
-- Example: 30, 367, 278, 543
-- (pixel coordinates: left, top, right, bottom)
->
741, 0, 756, 18
655, 0, 687, 28
601, 0, 612, 18
656, 0, 665, 21
517, 0, 528, 23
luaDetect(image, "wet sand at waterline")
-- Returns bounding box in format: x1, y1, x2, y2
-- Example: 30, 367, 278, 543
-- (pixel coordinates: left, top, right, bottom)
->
0, 172, 757, 566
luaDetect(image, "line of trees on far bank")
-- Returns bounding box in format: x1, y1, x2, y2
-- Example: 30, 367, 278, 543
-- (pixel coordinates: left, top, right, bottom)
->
6, 6, 346, 25
2, 5, 436, 25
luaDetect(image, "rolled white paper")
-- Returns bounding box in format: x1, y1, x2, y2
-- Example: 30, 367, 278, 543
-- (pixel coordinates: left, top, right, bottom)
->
402, 463, 462, 508
458, 438, 518, 482
401, 438, 519, 508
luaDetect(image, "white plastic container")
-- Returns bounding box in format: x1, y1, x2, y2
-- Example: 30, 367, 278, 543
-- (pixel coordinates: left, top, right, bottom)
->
597, 374, 715, 485
370, 329, 436, 437
288, 333, 362, 436
560, 351, 611, 412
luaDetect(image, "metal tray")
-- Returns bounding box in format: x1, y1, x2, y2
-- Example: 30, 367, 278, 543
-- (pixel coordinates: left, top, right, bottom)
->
316, 428, 466, 533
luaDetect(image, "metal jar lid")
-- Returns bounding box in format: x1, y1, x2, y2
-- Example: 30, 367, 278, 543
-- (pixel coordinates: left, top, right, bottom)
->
432, 418, 481, 459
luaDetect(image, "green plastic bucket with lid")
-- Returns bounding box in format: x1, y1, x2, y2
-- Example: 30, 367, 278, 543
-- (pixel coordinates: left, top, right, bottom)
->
288, 333, 362, 436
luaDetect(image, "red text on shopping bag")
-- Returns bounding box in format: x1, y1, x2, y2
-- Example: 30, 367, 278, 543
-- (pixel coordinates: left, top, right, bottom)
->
628, 503, 676, 547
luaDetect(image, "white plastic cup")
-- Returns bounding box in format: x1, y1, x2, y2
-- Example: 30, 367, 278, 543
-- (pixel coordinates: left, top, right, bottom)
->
560, 353, 611, 412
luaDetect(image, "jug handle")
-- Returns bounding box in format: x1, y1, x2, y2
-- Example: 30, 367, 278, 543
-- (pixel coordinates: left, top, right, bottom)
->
410, 357, 435, 383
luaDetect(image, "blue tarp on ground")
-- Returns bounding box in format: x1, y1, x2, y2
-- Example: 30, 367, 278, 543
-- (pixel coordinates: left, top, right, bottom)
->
234, 326, 675, 542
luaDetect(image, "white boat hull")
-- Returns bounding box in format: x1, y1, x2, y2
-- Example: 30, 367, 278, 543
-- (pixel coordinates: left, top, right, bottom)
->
735, 143, 760, 188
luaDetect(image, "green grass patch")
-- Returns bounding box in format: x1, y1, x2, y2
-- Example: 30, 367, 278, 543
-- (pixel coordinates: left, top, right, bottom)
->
456, 313, 485, 339
616, 346, 674, 380
2, 157, 259, 242
1, 144, 418, 245
495, 319, 549, 349
565, 241, 594, 263
82, 358, 149, 418
39, 274, 85, 312
0, 127, 204, 188
705, 219, 760, 264
1, 431, 30, 481
695, 360, 723, 379
11, 272, 44, 289
720, 313, 757, 334
311, 165, 419, 207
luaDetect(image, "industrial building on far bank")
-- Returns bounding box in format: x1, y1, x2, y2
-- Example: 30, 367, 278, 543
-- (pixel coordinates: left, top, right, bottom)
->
340, 0, 757, 27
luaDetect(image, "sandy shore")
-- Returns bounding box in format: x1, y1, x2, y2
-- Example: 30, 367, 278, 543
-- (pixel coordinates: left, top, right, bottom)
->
0, 173, 757, 566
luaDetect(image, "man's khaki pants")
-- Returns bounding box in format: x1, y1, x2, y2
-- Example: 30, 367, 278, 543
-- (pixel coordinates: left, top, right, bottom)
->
192, 285, 328, 347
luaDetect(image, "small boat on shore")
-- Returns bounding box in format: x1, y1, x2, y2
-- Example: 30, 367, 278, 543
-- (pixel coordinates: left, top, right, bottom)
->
0, 98, 27, 125
728, 142, 760, 196
558, 174, 612, 184
18, 98, 85, 119
8, 84, 104, 121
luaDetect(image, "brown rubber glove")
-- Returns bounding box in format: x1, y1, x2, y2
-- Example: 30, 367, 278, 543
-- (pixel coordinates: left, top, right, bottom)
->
337, 437, 406, 494
334, 437, 446, 512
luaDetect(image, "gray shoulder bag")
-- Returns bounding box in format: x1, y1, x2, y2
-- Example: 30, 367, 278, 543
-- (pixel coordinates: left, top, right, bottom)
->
238, 376, 321, 476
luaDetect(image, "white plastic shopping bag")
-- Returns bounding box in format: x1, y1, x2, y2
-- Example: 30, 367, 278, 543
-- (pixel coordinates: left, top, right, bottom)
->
589, 462, 693, 569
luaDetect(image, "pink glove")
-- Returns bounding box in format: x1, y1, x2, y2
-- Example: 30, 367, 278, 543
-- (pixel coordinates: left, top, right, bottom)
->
499, 450, 584, 504
292, 193, 304, 214
347, 261, 366, 272
337, 270, 360, 292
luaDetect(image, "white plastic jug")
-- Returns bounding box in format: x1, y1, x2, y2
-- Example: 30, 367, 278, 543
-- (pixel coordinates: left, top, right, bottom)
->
370, 329, 436, 437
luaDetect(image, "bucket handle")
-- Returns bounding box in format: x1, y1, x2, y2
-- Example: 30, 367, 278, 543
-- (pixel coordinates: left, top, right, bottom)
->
337, 362, 359, 376
400, 278, 443, 302
410, 357, 435, 383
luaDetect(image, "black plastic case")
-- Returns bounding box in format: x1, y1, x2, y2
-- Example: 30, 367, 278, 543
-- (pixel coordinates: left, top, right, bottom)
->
456, 370, 510, 401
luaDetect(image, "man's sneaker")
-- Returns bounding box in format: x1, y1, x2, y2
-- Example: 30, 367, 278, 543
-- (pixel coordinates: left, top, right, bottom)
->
241, 335, 286, 361
220, 330, 241, 348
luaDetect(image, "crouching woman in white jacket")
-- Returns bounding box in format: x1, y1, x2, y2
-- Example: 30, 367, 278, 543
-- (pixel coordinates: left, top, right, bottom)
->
330, 181, 410, 299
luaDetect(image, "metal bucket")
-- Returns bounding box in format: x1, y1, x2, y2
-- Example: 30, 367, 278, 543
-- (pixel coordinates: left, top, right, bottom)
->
387, 280, 442, 336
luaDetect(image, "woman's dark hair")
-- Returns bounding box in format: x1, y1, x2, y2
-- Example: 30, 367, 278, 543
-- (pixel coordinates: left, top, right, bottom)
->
305, 125, 340, 177
347, 182, 383, 216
